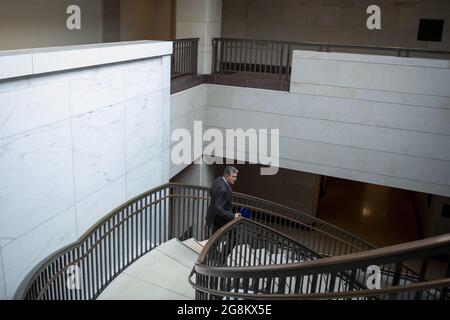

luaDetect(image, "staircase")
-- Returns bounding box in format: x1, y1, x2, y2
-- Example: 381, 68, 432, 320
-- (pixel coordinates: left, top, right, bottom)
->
98, 237, 346, 300
98, 239, 205, 300
190, 218, 450, 300
13, 183, 450, 301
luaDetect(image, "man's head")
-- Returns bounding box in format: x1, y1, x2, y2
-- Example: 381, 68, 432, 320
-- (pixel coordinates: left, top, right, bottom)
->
223, 166, 238, 185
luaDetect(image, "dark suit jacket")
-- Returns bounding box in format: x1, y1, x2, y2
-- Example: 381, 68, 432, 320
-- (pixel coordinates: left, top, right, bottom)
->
205, 177, 234, 231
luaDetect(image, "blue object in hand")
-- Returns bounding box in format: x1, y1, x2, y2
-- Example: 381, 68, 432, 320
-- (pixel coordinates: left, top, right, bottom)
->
239, 207, 251, 219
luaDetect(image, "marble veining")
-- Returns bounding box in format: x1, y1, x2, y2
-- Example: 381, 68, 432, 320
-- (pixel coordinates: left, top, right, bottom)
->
124, 58, 163, 99
0, 45, 171, 298
126, 153, 164, 200
70, 70, 125, 117
2, 207, 77, 299
0, 121, 75, 239
76, 175, 126, 238
126, 91, 163, 172
0, 82, 71, 139
72, 103, 126, 203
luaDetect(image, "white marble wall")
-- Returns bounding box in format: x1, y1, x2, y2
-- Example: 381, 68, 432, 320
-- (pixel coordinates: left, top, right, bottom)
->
202, 51, 450, 197
170, 85, 207, 178
176, 0, 222, 74
0, 53, 171, 298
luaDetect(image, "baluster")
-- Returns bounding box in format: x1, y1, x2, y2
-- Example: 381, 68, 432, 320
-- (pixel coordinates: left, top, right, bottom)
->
440, 254, 450, 300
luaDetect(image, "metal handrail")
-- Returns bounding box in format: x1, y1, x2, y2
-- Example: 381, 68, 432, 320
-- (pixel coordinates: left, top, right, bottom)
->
231, 190, 375, 251
196, 228, 450, 276
14, 183, 440, 300
212, 37, 450, 83
188, 275, 450, 300
190, 218, 450, 300
14, 184, 172, 300
215, 37, 450, 56
14, 183, 375, 300
231, 203, 418, 283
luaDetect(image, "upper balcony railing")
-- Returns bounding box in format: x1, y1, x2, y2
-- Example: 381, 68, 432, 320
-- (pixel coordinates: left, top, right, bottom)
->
212, 37, 450, 84
171, 38, 199, 78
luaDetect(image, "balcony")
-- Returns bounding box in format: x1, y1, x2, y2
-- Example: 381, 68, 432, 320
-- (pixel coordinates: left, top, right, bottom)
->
171, 37, 450, 93
170, 38, 203, 94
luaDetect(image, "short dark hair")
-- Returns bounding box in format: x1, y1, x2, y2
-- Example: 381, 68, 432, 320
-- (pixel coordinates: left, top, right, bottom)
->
223, 166, 238, 176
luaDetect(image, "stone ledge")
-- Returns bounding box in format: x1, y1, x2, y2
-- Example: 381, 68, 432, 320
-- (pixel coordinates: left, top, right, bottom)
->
0, 40, 173, 81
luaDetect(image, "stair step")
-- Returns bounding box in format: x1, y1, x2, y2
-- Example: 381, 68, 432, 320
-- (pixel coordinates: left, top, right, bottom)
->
182, 238, 206, 255
159, 238, 199, 268
98, 273, 189, 300
98, 239, 198, 300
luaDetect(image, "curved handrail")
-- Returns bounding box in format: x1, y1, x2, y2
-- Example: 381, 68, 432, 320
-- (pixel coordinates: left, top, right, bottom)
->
16, 183, 214, 299
188, 275, 450, 300
231, 190, 375, 251
195, 232, 450, 276
190, 218, 450, 300
15, 182, 425, 300
196, 216, 321, 265
169, 183, 377, 257
34, 194, 173, 299
14, 183, 173, 299
171, 189, 375, 253
192, 217, 362, 299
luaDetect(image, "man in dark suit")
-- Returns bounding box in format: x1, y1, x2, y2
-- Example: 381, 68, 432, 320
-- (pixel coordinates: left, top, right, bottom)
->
205, 166, 240, 234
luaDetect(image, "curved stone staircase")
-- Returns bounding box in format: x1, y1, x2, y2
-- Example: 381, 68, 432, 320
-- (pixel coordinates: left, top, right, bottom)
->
13, 184, 450, 300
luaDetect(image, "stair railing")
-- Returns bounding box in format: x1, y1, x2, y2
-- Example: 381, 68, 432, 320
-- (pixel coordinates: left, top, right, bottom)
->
190, 218, 450, 300
15, 183, 432, 300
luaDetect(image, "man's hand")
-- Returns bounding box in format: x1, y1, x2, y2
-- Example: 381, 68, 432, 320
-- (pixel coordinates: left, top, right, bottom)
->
234, 213, 241, 218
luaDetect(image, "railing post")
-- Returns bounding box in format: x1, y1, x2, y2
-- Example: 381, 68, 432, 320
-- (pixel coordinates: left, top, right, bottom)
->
168, 186, 174, 239
389, 262, 403, 300
414, 258, 429, 300
211, 39, 216, 74
279, 43, 285, 80
286, 44, 292, 82
194, 39, 199, 76
440, 255, 450, 300
220, 39, 224, 73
